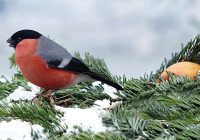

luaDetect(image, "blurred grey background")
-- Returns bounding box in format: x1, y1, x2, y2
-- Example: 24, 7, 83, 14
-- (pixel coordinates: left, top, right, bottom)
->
1, 0, 200, 79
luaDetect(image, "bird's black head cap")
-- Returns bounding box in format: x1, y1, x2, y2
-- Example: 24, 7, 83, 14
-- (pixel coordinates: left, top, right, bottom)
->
7, 29, 42, 48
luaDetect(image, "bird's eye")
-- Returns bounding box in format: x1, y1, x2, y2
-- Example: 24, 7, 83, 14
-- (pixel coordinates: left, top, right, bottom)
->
17, 37, 22, 40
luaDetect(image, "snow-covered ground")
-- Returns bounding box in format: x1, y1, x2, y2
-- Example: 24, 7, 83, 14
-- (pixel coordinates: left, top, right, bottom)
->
0, 82, 120, 139
4, 83, 40, 102
0, 120, 47, 140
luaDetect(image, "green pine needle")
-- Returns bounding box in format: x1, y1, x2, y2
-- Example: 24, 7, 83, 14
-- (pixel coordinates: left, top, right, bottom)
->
50, 132, 126, 140
0, 102, 66, 135
9, 53, 16, 68
75, 52, 120, 84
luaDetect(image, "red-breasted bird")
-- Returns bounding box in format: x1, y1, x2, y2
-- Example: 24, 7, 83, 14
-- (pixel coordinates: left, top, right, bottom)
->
7, 29, 123, 90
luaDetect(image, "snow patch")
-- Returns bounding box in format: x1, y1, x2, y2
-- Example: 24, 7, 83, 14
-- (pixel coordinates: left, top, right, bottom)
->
94, 99, 111, 108
92, 81, 119, 99
27, 82, 40, 93
5, 86, 37, 101
0, 77, 7, 83
94, 100, 122, 110
55, 106, 108, 134
0, 119, 47, 140
102, 84, 118, 99
5, 83, 40, 102
92, 81, 101, 87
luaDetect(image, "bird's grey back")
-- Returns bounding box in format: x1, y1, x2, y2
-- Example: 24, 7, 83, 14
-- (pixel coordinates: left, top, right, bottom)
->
36, 35, 72, 68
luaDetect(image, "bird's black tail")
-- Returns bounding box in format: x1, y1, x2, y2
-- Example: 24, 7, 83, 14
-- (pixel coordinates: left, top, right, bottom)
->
84, 71, 124, 90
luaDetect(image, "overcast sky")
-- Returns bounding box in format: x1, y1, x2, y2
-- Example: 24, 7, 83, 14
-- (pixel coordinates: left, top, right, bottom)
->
1, 0, 200, 79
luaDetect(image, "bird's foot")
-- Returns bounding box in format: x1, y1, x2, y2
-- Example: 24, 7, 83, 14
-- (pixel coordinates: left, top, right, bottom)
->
32, 90, 56, 106
56, 98, 72, 107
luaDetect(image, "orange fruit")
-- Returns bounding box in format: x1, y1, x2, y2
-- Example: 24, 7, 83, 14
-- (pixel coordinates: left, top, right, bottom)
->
160, 62, 200, 80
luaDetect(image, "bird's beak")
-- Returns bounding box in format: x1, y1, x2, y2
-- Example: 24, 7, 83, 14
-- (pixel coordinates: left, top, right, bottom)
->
7, 38, 12, 43
7, 38, 14, 47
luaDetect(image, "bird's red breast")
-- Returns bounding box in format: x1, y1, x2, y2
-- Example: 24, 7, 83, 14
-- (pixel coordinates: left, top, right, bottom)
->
15, 39, 77, 90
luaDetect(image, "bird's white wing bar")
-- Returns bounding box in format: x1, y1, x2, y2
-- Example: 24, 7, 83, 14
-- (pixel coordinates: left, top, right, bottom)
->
58, 58, 71, 68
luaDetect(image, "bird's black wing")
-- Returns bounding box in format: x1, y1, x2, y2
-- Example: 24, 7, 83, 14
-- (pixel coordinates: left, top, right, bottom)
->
61, 57, 90, 73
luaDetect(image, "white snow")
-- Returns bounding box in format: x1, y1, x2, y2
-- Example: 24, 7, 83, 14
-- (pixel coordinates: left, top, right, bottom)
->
0, 77, 7, 83
94, 99, 111, 108
92, 81, 101, 87
27, 82, 40, 93
92, 81, 119, 99
55, 105, 110, 134
0, 119, 47, 140
4, 82, 40, 102
102, 84, 119, 99
94, 99, 122, 110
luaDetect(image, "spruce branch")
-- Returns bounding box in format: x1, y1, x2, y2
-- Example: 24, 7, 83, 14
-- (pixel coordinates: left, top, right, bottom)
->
145, 34, 200, 81
103, 104, 146, 139
103, 73, 200, 139
0, 102, 66, 135
0, 73, 30, 100
54, 82, 111, 108
75, 52, 120, 84
157, 34, 200, 73
50, 132, 126, 140
9, 53, 16, 68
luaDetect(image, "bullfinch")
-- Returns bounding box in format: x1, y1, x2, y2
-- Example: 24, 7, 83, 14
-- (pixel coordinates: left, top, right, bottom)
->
7, 29, 123, 90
